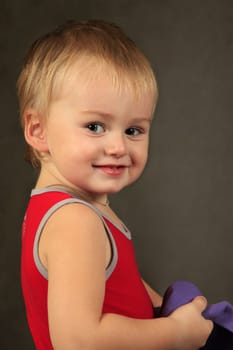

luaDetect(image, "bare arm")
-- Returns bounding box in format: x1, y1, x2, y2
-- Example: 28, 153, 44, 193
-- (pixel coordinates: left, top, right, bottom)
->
40, 204, 213, 350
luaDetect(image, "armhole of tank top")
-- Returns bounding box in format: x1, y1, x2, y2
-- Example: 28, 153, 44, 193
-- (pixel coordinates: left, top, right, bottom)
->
33, 197, 118, 280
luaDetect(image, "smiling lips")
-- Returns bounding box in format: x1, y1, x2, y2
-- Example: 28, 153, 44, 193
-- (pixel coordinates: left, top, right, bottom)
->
94, 165, 127, 176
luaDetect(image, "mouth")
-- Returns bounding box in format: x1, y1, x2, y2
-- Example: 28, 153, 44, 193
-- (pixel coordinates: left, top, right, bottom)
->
93, 165, 127, 176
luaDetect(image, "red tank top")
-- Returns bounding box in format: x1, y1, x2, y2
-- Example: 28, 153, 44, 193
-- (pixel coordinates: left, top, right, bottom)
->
21, 188, 153, 349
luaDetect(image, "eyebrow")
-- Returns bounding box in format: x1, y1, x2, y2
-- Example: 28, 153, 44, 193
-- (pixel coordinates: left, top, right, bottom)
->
82, 110, 113, 118
82, 110, 152, 123
130, 116, 152, 124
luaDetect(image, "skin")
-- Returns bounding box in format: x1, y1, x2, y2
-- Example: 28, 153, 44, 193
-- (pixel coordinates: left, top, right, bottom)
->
24, 63, 213, 350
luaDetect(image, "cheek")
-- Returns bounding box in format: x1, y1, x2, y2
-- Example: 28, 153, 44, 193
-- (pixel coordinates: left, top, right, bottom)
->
129, 146, 148, 183
128, 150, 148, 186
133, 143, 149, 166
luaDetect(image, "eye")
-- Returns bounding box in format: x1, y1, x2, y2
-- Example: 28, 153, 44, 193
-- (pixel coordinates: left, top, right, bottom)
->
86, 123, 105, 133
125, 127, 144, 136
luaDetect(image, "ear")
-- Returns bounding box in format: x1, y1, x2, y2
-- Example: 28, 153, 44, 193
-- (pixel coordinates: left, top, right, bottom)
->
24, 109, 49, 152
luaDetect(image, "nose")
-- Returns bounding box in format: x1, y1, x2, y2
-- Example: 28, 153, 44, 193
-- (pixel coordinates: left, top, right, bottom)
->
104, 132, 127, 158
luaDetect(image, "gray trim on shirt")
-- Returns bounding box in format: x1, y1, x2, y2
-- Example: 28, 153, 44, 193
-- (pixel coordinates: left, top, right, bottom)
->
32, 189, 131, 281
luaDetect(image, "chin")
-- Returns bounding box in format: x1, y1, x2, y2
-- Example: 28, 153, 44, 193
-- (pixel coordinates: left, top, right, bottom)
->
107, 182, 132, 194
94, 178, 136, 194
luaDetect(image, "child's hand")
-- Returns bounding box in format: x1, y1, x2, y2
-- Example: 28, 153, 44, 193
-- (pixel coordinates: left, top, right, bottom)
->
169, 296, 213, 350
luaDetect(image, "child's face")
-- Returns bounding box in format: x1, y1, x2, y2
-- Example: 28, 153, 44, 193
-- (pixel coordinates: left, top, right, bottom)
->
41, 64, 155, 197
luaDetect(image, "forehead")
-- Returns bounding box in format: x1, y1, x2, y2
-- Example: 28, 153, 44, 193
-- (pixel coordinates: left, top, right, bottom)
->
53, 57, 157, 108
52, 63, 155, 120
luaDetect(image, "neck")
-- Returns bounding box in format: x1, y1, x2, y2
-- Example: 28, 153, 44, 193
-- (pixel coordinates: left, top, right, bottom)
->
37, 181, 109, 207
92, 197, 110, 207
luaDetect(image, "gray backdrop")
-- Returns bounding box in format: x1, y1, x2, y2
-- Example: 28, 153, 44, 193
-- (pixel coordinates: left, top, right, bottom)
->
0, 0, 232, 348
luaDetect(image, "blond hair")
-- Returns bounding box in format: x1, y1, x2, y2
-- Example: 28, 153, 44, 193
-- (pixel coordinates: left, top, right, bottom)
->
17, 20, 158, 167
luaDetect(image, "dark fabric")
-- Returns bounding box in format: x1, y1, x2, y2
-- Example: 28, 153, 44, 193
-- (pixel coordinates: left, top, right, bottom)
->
155, 281, 233, 350
201, 323, 233, 350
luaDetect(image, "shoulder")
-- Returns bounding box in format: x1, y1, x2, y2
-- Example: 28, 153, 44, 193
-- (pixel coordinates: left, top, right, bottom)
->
39, 201, 108, 270
46, 200, 104, 228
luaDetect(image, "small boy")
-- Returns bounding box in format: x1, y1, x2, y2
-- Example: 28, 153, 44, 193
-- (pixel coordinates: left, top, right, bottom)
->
18, 20, 213, 349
